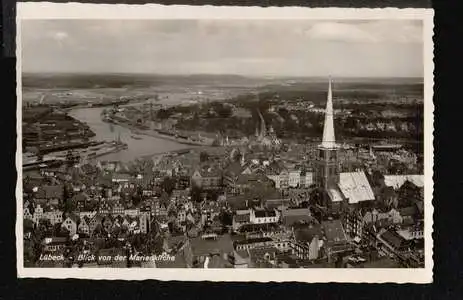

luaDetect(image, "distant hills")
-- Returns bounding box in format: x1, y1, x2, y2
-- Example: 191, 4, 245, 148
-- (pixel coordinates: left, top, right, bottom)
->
22, 72, 424, 90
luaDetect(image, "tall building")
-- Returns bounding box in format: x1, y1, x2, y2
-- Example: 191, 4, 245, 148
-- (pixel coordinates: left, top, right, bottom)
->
313, 77, 375, 213
315, 77, 340, 190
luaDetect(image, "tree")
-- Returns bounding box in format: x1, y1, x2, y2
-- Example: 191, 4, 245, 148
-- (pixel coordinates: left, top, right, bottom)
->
200, 151, 209, 163
160, 177, 176, 195
370, 170, 385, 187
215, 104, 233, 119
191, 186, 203, 203
219, 211, 233, 227
156, 109, 173, 120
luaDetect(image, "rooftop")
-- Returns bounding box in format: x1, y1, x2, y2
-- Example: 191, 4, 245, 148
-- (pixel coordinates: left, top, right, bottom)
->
338, 171, 375, 204
321, 219, 347, 244
383, 175, 424, 190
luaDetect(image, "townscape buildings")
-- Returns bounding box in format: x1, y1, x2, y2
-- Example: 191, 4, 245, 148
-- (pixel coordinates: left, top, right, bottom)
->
23, 78, 425, 268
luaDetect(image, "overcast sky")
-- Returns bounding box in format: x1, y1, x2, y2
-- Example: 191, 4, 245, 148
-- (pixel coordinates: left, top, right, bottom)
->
21, 19, 423, 77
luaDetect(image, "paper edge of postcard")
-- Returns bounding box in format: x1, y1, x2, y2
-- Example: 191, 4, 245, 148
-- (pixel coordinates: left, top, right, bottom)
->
15, 3, 434, 283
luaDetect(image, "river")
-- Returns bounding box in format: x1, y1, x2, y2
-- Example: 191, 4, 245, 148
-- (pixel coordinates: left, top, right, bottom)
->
68, 107, 192, 162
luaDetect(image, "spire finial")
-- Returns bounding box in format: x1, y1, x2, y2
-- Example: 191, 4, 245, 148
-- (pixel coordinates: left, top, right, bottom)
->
320, 76, 336, 149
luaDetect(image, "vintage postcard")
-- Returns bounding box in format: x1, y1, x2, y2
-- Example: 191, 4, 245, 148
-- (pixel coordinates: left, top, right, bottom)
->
16, 3, 434, 282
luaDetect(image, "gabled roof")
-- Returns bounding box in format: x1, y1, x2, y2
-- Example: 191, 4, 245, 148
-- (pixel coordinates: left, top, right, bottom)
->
237, 222, 279, 233
224, 161, 245, 177
234, 237, 272, 247
81, 216, 91, 225
234, 213, 250, 223
282, 208, 313, 226
399, 206, 417, 217
321, 219, 347, 244
81, 163, 98, 174
103, 215, 114, 223
91, 214, 104, 224
327, 188, 344, 203
379, 229, 408, 250
190, 234, 234, 256
383, 175, 424, 190
254, 209, 277, 218
41, 185, 64, 199
338, 171, 375, 204
64, 213, 79, 224
72, 193, 88, 203
415, 201, 424, 215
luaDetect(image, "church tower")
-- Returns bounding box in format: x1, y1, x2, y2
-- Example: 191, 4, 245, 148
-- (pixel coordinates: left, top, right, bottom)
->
315, 77, 339, 190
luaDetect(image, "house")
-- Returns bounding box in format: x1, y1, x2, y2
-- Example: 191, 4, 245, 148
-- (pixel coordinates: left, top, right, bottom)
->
383, 175, 424, 190
124, 208, 140, 218
222, 162, 248, 193
43, 209, 64, 225
139, 212, 150, 234
127, 218, 139, 233
286, 189, 310, 208
37, 185, 64, 206
290, 224, 323, 260
79, 210, 97, 220
248, 247, 279, 268
321, 219, 352, 257
272, 232, 292, 252
288, 170, 301, 188
89, 214, 104, 235
191, 167, 222, 190
397, 222, 424, 241
61, 214, 79, 236
264, 198, 292, 211
299, 171, 314, 188
377, 228, 412, 257
200, 202, 220, 227
232, 212, 250, 232
112, 173, 131, 184
32, 204, 44, 224
233, 237, 274, 251
152, 202, 168, 218
78, 216, 90, 236
186, 235, 234, 268
177, 209, 187, 227
102, 215, 114, 233
73, 193, 89, 211
111, 201, 125, 216
24, 207, 33, 221
344, 209, 364, 238
242, 173, 275, 191
98, 200, 112, 215
230, 250, 251, 268
203, 252, 233, 268
266, 168, 289, 189
281, 208, 313, 227
249, 208, 279, 225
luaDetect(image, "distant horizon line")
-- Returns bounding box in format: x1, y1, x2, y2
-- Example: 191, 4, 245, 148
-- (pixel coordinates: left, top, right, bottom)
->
22, 71, 424, 80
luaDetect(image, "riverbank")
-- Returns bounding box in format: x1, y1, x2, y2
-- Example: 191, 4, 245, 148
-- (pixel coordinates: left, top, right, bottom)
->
105, 116, 212, 147
68, 107, 193, 162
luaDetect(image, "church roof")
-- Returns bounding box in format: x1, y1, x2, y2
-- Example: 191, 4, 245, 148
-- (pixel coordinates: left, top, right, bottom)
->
327, 188, 344, 203
338, 171, 375, 204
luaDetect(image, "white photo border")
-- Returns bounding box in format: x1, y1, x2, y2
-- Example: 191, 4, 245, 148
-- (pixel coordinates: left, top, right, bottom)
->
16, 3, 434, 283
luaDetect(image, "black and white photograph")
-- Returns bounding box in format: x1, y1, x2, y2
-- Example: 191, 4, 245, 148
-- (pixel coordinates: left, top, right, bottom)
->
16, 4, 434, 282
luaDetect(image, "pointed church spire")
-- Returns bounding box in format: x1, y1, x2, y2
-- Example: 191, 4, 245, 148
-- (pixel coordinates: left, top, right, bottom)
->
320, 76, 336, 149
